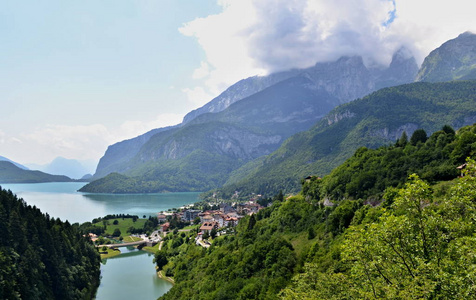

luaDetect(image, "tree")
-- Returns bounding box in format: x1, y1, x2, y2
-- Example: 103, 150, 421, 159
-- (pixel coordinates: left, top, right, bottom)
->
112, 228, 121, 237
410, 129, 428, 145
396, 131, 408, 147
210, 228, 217, 239
193, 217, 201, 225
113, 220, 119, 225
154, 250, 168, 270
341, 170, 476, 298
307, 227, 316, 240
283, 160, 476, 299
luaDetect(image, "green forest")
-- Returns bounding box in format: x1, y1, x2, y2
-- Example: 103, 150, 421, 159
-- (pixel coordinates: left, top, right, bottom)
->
0, 187, 101, 299
157, 124, 476, 299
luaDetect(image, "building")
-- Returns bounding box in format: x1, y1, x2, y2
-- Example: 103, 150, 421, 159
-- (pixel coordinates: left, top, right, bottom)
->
182, 209, 201, 222
199, 221, 219, 234
160, 222, 170, 233
157, 214, 167, 223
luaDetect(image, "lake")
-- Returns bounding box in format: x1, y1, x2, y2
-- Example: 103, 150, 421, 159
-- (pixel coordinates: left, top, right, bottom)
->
1, 182, 200, 300
0, 182, 199, 223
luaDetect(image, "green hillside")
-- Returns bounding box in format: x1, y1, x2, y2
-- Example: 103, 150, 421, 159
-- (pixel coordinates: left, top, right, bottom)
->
0, 161, 72, 183
0, 187, 101, 299
217, 80, 476, 199
157, 124, 476, 299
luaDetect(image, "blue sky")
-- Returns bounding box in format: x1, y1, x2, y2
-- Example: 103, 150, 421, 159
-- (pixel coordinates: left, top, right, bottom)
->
1, 0, 476, 169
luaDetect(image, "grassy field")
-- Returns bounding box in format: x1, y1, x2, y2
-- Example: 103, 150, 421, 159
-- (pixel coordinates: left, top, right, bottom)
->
94, 218, 147, 238
143, 242, 161, 253
99, 248, 121, 259
122, 235, 143, 243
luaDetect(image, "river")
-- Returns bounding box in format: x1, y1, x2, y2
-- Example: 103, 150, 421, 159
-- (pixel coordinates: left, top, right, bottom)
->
0, 182, 200, 300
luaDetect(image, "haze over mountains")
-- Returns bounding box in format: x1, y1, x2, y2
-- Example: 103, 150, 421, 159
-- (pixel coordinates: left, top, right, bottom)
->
27, 157, 96, 180
78, 32, 476, 194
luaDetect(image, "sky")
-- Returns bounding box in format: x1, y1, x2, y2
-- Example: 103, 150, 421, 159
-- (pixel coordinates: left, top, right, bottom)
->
1, 0, 476, 171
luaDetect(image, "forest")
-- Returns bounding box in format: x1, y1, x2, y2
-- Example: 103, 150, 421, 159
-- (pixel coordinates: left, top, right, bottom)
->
157, 124, 476, 299
0, 187, 101, 299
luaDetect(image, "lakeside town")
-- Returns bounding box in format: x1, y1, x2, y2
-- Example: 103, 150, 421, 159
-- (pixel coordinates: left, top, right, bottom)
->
89, 195, 271, 257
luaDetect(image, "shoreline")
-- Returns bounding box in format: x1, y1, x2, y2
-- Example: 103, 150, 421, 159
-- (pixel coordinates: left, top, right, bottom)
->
157, 269, 175, 285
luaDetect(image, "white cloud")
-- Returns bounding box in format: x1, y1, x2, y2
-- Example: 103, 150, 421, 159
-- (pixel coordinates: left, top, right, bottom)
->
118, 113, 183, 139
22, 124, 113, 163
1, 113, 185, 165
182, 86, 217, 107
192, 61, 211, 79
180, 0, 476, 100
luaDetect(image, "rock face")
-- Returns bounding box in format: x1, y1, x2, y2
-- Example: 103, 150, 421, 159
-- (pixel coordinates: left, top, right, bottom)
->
88, 49, 418, 192
93, 125, 178, 178
94, 51, 418, 178
218, 81, 476, 197
416, 31, 476, 82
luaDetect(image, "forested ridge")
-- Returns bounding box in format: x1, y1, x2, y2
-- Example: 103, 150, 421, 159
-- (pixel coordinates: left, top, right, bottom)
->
158, 124, 476, 299
0, 187, 101, 299
216, 80, 476, 199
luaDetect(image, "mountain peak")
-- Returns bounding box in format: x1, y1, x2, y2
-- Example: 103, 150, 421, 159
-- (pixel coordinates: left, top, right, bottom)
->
416, 31, 476, 82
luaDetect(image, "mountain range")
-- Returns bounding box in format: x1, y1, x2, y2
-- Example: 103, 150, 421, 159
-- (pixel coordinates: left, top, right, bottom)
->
82, 32, 476, 194
27, 157, 96, 180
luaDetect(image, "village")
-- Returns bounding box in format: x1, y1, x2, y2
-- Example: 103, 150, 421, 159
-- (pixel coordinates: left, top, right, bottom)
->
90, 196, 270, 256
157, 198, 267, 248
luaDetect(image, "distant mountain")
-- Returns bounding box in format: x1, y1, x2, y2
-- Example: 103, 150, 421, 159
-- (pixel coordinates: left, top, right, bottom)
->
84, 50, 418, 193
216, 80, 476, 197
93, 125, 178, 179
0, 156, 29, 170
416, 31, 476, 82
0, 161, 72, 183
28, 157, 96, 179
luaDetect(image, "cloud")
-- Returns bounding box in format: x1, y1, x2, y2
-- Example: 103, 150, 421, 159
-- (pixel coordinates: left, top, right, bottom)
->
2, 113, 185, 165
119, 113, 183, 139
182, 86, 217, 107
181, 0, 476, 100
192, 61, 211, 79
23, 124, 113, 162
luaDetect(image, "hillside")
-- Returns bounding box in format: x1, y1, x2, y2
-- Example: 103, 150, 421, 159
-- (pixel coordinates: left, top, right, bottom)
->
416, 31, 476, 82
157, 124, 476, 299
0, 156, 29, 170
217, 80, 476, 198
0, 161, 72, 183
0, 187, 101, 299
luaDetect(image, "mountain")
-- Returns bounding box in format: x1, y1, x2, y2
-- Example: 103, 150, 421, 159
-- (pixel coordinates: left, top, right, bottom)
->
83, 52, 418, 193
93, 125, 178, 179
216, 80, 476, 197
0, 156, 29, 170
86, 51, 418, 193
416, 31, 476, 82
0, 161, 72, 183
28, 157, 97, 179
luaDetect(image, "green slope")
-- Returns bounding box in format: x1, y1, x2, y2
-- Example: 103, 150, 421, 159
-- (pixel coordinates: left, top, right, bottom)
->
0, 188, 101, 299
0, 161, 72, 183
217, 80, 476, 198
157, 124, 476, 299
